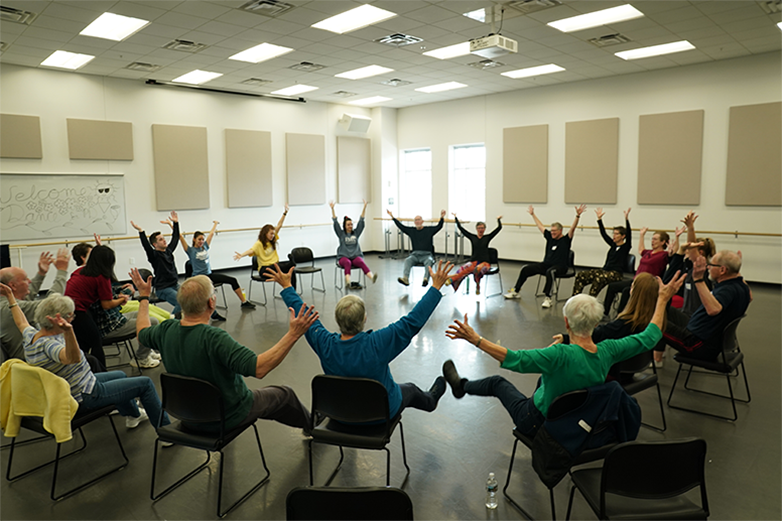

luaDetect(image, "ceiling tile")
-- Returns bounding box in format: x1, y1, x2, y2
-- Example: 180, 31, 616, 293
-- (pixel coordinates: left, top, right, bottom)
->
154, 11, 210, 30
172, 1, 232, 19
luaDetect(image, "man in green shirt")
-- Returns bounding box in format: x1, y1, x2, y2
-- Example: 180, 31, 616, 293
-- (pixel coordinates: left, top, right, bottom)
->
442, 272, 684, 438
131, 269, 317, 433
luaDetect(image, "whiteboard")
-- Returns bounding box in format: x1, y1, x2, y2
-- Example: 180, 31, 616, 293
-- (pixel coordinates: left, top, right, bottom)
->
0, 174, 126, 241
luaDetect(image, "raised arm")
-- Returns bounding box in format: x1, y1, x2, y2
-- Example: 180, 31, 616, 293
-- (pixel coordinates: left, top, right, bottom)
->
129, 268, 153, 335
131, 220, 154, 258
434, 210, 446, 233
682, 211, 697, 245
388, 210, 412, 234
596, 208, 612, 245
669, 225, 686, 257
205, 221, 219, 246
446, 314, 507, 363
624, 208, 632, 249
486, 216, 503, 240
528, 206, 546, 235
255, 303, 318, 379
568, 204, 587, 239
0, 282, 31, 332
329, 200, 337, 219
48, 314, 82, 365
233, 248, 255, 262
690, 256, 724, 316
177, 229, 189, 253
652, 272, 686, 329
167, 212, 180, 253
275, 204, 289, 236
638, 227, 648, 256
360, 199, 368, 219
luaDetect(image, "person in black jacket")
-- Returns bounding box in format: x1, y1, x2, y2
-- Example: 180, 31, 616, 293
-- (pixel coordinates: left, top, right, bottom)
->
388, 209, 445, 287
446, 213, 502, 295
571, 207, 632, 298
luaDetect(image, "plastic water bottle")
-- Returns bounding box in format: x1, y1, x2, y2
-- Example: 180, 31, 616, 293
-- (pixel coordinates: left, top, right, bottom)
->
486, 472, 498, 509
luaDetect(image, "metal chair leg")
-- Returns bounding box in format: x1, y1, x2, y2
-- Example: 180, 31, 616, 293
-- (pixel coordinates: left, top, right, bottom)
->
502, 438, 534, 520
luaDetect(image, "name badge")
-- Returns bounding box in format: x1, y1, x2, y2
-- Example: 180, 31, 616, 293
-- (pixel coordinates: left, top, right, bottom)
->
685, 283, 691, 290
552, 245, 557, 250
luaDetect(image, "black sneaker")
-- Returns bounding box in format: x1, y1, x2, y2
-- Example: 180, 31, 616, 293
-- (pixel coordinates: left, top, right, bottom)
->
349, 282, 363, 290
241, 301, 256, 309
442, 360, 466, 399
422, 279, 429, 287
429, 376, 446, 402
211, 312, 226, 321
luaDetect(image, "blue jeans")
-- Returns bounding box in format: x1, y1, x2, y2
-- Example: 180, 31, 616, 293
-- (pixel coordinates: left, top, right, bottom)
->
156, 285, 180, 315
81, 371, 170, 428
464, 375, 545, 438
402, 251, 435, 280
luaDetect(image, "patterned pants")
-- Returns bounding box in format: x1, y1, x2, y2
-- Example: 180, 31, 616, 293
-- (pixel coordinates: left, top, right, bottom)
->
572, 269, 623, 297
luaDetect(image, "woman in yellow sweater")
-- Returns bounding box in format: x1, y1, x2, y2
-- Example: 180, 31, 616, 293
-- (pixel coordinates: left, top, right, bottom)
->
234, 205, 297, 289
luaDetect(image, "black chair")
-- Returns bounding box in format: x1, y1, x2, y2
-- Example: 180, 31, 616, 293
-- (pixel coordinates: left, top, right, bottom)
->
136, 268, 165, 305
309, 375, 409, 487
667, 315, 751, 421
333, 250, 367, 290
503, 389, 618, 520
150, 374, 270, 518
608, 254, 636, 317
536, 250, 576, 301
249, 256, 280, 306
613, 350, 666, 432
483, 247, 503, 297
4, 362, 128, 501
184, 260, 227, 308
286, 486, 414, 520
565, 438, 709, 520
102, 331, 142, 375
289, 247, 325, 294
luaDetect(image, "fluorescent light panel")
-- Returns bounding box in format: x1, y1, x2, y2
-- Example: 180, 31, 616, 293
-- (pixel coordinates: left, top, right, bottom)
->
548, 4, 643, 33
422, 41, 471, 60
336, 64, 393, 80
502, 64, 565, 79
615, 40, 695, 60
312, 4, 396, 34
777, 21, 782, 30
80, 12, 149, 41
271, 84, 318, 96
172, 69, 223, 85
349, 96, 392, 106
229, 42, 293, 63
464, 8, 486, 23
415, 81, 467, 93
40, 50, 95, 69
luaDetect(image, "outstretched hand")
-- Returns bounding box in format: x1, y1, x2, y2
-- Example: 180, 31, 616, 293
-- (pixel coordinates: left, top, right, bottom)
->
288, 303, 319, 337
549, 334, 564, 347
527, 205, 534, 215
328, 200, 335, 209
595, 207, 605, 220
639, 226, 649, 235
428, 260, 454, 290
386, 209, 394, 218
440, 209, 446, 218
0, 282, 13, 300
263, 263, 296, 288
37, 251, 54, 275
445, 313, 481, 345
130, 220, 143, 232
575, 204, 587, 216
54, 248, 71, 271
94, 233, 102, 246
170, 210, 178, 223
46, 313, 73, 332
129, 267, 153, 297
657, 271, 686, 302
623, 207, 631, 220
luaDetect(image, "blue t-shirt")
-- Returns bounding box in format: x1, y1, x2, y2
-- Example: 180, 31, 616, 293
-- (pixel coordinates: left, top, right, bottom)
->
187, 243, 211, 276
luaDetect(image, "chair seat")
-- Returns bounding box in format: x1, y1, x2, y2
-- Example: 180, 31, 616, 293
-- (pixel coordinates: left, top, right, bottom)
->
673, 351, 743, 373
20, 404, 116, 436
571, 468, 707, 520
294, 266, 322, 274
156, 418, 254, 451
102, 332, 135, 346
512, 428, 615, 466
621, 373, 658, 395
312, 416, 400, 450
251, 273, 265, 282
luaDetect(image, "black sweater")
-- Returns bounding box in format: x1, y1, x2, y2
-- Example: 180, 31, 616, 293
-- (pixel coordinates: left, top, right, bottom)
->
140, 222, 180, 290
455, 217, 502, 263
599, 219, 632, 272
392, 217, 444, 252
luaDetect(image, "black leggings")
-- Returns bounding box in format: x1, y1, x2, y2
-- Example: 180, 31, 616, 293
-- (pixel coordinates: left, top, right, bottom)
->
72, 310, 106, 367
208, 272, 240, 291
259, 260, 297, 289
514, 262, 567, 296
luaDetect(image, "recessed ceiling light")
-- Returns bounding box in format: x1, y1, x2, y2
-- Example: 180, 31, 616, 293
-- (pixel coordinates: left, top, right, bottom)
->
229, 42, 293, 63
422, 41, 471, 60
380, 78, 412, 87
501, 64, 565, 79
332, 90, 358, 97
548, 4, 644, 33
464, 8, 487, 23
777, 21, 782, 30
349, 96, 392, 106
615, 40, 695, 60
80, 12, 150, 41
289, 61, 326, 71
271, 84, 318, 96
467, 59, 505, 69
40, 50, 95, 69
172, 69, 223, 85
415, 81, 468, 93
336, 65, 393, 80
312, 4, 396, 34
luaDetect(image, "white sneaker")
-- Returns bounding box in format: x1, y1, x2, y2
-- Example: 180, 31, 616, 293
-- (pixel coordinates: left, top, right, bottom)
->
130, 355, 160, 369
126, 407, 148, 429
504, 289, 520, 299
541, 297, 553, 308
149, 351, 162, 361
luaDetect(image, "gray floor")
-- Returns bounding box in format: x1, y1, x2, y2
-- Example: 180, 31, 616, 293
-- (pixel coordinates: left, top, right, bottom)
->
1, 255, 780, 520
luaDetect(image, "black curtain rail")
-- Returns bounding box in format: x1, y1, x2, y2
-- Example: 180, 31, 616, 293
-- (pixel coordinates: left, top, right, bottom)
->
144, 79, 306, 103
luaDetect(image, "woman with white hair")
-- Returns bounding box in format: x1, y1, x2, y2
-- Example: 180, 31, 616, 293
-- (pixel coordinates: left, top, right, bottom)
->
441, 273, 684, 437
0, 284, 169, 430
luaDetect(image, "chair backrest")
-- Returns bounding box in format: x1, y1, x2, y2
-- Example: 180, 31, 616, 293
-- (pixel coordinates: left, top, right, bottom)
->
612, 349, 653, 375
488, 247, 499, 265
546, 389, 588, 420
311, 375, 390, 424
625, 253, 636, 274
600, 438, 708, 511
251, 255, 259, 272
160, 373, 225, 431
184, 260, 193, 278
721, 315, 745, 353
286, 486, 414, 520
290, 247, 314, 265
137, 268, 154, 285
568, 249, 575, 268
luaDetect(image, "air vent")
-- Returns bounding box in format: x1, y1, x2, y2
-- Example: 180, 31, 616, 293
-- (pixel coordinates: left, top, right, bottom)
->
468, 59, 505, 70
289, 61, 326, 72
239, 0, 294, 17
588, 33, 632, 47
380, 78, 412, 87
0, 5, 37, 25
241, 77, 273, 86
163, 39, 208, 53
507, 0, 562, 15
332, 91, 357, 98
757, 0, 782, 14
125, 61, 161, 72
374, 33, 424, 47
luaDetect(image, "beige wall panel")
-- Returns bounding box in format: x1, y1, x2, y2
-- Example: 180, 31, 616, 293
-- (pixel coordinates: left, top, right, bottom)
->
337, 136, 371, 204
726, 102, 782, 206
0, 114, 42, 159
286, 133, 325, 206
638, 110, 703, 205
503, 125, 548, 203
225, 129, 272, 208
67, 119, 133, 160
565, 118, 619, 204
151, 124, 209, 211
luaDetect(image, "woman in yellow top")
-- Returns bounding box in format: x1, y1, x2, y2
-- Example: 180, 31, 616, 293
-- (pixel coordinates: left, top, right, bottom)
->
234, 204, 297, 290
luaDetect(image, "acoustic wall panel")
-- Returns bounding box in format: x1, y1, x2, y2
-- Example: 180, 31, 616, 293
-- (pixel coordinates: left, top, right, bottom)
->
0, 114, 42, 159
337, 136, 371, 204
286, 133, 325, 206
503, 125, 548, 203
67, 119, 133, 160
565, 118, 619, 204
225, 129, 272, 208
638, 110, 704, 205
151, 124, 209, 211
726, 102, 781, 206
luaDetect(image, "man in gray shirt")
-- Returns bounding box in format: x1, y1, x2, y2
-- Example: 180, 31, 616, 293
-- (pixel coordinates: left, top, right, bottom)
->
0, 249, 70, 361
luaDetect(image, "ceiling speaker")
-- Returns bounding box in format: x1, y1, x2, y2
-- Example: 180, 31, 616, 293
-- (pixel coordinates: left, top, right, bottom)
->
339, 113, 371, 133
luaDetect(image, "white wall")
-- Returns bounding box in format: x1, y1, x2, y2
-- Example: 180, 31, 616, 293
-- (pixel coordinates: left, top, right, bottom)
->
397, 52, 782, 284
0, 63, 379, 279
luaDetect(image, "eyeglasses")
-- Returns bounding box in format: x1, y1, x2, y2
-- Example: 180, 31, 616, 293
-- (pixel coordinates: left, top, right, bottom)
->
706, 263, 723, 269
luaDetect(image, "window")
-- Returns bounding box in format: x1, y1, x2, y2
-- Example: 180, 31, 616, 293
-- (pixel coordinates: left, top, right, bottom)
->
399, 148, 432, 218
449, 144, 485, 222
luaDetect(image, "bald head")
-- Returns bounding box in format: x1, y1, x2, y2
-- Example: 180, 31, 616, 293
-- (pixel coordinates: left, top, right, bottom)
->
177, 275, 214, 316
0, 267, 30, 299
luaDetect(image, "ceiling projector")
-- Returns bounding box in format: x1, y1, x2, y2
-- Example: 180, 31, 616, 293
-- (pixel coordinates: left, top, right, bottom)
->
469, 34, 518, 59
